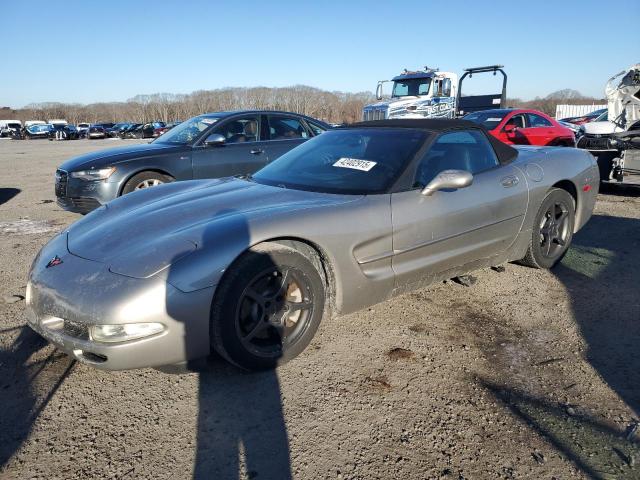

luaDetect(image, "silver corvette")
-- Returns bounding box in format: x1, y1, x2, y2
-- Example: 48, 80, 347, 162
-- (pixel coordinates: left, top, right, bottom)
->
26, 119, 599, 371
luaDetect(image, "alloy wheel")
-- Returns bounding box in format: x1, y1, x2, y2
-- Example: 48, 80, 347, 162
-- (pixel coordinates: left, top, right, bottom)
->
235, 267, 314, 358
539, 200, 571, 259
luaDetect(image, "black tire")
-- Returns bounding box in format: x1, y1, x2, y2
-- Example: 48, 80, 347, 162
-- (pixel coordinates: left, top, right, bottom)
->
519, 188, 575, 269
121, 171, 173, 195
211, 242, 326, 371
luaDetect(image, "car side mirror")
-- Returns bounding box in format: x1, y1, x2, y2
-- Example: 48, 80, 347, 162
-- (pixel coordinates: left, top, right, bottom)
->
204, 133, 226, 147
503, 124, 517, 133
421, 169, 473, 196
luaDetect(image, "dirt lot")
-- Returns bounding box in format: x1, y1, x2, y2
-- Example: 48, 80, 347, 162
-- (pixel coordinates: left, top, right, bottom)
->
0, 138, 639, 480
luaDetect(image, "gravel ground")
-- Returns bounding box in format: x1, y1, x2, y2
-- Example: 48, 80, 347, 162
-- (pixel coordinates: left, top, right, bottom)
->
1, 138, 639, 480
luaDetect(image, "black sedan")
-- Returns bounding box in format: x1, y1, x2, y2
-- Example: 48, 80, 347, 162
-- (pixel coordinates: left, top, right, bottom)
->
55, 110, 329, 213
87, 126, 108, 139
106, 123, 132, 137
49, 124, 80, 140
118, 123, 142, 138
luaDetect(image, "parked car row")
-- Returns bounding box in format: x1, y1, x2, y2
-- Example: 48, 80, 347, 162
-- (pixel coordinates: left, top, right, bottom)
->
8, 120, 180, 140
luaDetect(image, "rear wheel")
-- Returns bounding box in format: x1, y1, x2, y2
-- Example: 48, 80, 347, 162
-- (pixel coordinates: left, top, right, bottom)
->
121, 171, 173, 195
211, 242, 326, 371
519, 188, 575, 269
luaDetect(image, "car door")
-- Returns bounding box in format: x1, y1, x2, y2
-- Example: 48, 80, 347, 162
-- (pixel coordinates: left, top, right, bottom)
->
524, 112, 556, 145
501, 113, 531, 144
391, 130, 528, 288
264, 114, 311, 161
191, 114, 270, 179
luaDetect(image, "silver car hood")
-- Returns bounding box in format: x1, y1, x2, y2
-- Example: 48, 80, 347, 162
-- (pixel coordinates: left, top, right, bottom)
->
67, 178, 356, 276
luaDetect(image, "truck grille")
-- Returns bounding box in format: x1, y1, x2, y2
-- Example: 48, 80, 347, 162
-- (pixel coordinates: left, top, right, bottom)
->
363, 108, 387, 121
55, 169, 68, 197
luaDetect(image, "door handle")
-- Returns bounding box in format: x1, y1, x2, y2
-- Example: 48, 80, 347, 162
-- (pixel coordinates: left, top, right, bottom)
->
501, 175, 519, 188
250, 148, 264, 155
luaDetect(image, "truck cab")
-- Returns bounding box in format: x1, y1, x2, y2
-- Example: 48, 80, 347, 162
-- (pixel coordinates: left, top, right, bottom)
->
363, 65, 507, 121
363, 68, 458, 121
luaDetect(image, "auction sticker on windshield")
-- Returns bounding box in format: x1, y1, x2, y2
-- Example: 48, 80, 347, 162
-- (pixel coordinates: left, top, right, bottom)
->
333, 158, 377, 172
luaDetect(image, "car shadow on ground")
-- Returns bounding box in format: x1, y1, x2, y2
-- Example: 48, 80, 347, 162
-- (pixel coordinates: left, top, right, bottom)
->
480, 213, 640, 478
599, 183, 640, 198
481, 378, 639, 478
0, 188, 20, 206
554, 214, 640, 415
0, 326, 76, 470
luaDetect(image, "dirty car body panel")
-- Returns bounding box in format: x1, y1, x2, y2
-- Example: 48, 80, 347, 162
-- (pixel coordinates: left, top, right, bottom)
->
27, 119, 599, 370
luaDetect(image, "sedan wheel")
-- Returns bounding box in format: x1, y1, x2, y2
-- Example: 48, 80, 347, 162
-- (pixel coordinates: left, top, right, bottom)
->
121, 171, 174, 195
135, 178, 164, 190
519, 188, 575, 269
211, 242, 326, 370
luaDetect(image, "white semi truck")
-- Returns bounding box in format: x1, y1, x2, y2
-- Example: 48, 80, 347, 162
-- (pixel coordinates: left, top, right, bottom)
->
576, 64, 640, 184
362, 65, 507, 121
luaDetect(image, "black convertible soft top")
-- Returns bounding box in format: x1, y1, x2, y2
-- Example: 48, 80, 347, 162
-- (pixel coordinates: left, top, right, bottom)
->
349, 119, 518, 165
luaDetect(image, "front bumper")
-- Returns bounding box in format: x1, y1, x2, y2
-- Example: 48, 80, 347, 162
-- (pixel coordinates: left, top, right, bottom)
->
26, 232, 214, 370
576, 134, 616, 152
55, 170, 121, 213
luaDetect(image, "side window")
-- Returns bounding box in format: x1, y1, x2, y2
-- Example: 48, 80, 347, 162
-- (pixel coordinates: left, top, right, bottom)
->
442, 78, 451, 97
268, 116, 309, 140
526, 113, 553, 128
414, 130, 499, 187
432, 79, 441, 97
505, 114, 526, 129
216, 116, 259, 144
306, 121, 327, 136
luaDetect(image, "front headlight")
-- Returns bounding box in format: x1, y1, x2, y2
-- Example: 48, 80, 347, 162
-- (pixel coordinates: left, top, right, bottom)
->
90, 322, 165, 343
70, 167, 116, 181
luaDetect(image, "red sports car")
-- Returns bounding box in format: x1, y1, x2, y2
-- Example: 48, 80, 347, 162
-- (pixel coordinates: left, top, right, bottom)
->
463, 109, 575, 147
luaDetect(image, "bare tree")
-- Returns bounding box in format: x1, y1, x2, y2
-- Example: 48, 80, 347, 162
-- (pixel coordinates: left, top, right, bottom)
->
12, 85, 376, 125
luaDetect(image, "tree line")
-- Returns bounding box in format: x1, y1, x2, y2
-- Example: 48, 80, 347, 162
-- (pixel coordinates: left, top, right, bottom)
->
0, 85, 605, 124
1, 86, 376, 125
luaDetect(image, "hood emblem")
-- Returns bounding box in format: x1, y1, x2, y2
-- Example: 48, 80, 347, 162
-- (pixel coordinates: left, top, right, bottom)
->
46, 256, 63, 268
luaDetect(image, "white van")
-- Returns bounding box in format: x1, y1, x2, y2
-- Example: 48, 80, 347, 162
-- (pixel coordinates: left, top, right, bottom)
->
0, 120, 22, 137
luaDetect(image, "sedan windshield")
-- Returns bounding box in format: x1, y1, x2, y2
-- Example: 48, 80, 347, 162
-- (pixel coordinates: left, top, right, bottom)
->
252, 128, 427, 194
153, 115, 219, 145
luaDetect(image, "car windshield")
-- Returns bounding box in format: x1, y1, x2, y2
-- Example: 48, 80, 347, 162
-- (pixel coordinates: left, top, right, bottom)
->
252, 128, 428, 194
153, 115, 219, 145
392, 78, 431, 97
463, 111, 507, 130
595, 112, 608, 122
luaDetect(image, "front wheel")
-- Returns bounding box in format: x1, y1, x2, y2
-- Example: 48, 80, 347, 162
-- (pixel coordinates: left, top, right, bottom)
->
519, 188, 575, 269
121, 171, 173, 195
211, 242, 326, 371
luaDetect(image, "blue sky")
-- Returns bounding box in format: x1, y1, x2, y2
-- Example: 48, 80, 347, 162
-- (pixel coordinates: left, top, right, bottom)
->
2, 0, 638, 107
